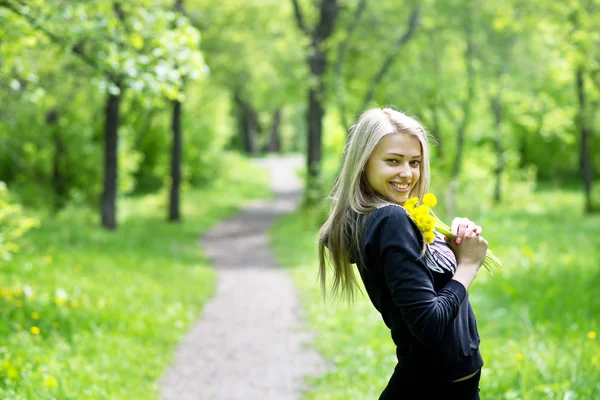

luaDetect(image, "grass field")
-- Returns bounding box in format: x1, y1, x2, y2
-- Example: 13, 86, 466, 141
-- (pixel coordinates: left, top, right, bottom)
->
270, 186, 600, 399
0, 155, 271, 399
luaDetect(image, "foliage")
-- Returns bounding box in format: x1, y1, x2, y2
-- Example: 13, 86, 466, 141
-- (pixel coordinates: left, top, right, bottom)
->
0, 183, 39, 261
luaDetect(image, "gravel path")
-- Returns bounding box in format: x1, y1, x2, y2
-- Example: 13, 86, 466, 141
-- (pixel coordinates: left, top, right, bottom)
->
159, 155, 329, 400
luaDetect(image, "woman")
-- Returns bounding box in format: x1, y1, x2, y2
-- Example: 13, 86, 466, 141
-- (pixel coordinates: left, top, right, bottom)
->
318, 107, 488, 399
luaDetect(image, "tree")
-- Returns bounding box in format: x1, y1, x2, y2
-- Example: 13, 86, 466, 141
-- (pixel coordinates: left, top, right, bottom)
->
291, 0, 339, 205
1, 0, 204, 227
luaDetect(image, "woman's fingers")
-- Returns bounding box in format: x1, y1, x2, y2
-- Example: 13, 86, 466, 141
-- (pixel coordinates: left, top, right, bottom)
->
454, 218, 469, 244
451, 217, 464, 237
452, 218, 482, 243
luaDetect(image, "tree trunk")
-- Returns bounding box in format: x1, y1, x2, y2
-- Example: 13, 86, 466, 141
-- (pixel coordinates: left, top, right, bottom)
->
291, 0, 338, 206
306, 83, 325, 202
265, 108, 282, 153
169, 99, 182, 221
491, 95, 504, 204
233, 89, 259, 154
47, 109, 67, 211
576, 66, 594, 213
101, 91, 121, 230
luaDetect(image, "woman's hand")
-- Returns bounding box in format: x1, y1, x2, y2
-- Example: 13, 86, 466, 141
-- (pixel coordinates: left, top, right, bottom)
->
445, 217, 488, 290
450, 217, 482, 244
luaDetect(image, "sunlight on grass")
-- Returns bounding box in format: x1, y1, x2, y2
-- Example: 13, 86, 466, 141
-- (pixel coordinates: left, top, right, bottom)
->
270, 186, 600, 399
0, 155, 271, 399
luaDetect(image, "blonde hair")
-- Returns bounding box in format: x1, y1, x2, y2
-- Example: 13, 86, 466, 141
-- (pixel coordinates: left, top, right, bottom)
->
318, 107, 434, 303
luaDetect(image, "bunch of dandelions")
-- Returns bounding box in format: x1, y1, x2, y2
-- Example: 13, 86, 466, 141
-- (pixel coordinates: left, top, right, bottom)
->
404, 193, 502, 273
403, 194, 437, 245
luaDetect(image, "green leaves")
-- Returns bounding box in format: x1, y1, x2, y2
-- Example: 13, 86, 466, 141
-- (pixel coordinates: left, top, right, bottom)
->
0, 183, 39, 261
2, 0, 205, 99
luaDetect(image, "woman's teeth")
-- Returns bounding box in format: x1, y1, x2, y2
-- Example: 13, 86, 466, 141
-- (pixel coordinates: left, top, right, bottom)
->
391, 182, 409, 190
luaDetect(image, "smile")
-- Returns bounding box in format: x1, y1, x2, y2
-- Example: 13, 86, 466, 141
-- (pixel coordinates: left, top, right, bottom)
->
390, 182, 410, 192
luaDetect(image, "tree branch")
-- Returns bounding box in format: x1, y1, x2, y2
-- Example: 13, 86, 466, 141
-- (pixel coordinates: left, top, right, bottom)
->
1, 0, 112, 78
359, 6, 420, 112
313, 0, 338, 42
335, 0, 367, 130
291, 0, 308, 35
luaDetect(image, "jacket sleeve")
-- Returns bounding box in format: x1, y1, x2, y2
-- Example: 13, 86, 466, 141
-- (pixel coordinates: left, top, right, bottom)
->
374, 206, 467, 347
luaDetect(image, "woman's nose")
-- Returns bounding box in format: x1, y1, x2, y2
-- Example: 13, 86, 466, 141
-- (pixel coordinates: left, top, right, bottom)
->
398, 164, 412, 178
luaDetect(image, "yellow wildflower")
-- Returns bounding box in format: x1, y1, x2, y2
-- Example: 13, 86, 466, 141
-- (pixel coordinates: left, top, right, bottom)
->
71, 300, 80, 308
424, 232, 435, 244
405, 195, 436, 244
31, 311, 39, 320
30, 326, 40, 335
403, 197, 418, 212
422, 193, 437, 207
44, 255, 53, 264
588, 331, 597, 340
515, 353, 524, 361
43, 375, 59, 389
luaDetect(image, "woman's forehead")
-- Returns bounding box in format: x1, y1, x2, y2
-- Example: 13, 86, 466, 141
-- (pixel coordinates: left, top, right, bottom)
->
375, 134, 422, 156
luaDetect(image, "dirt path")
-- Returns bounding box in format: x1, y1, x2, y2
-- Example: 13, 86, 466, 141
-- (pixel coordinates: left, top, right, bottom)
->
159, 155, 328, 400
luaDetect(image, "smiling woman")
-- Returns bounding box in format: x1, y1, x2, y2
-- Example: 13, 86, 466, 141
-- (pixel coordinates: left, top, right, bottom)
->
318, 107, 489, 400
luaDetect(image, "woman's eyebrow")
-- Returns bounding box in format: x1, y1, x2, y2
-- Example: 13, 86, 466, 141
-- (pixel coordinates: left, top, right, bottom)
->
384, 153, 422, 158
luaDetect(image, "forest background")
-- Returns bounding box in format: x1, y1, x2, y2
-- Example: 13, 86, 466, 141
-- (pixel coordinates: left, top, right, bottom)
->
1, 0, 599, 398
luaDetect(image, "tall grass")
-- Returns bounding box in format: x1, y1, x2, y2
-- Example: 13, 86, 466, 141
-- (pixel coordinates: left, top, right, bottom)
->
270, 186, 600, 399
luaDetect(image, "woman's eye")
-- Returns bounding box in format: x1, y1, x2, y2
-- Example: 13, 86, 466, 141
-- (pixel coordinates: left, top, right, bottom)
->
410, 160, 420, 167
386, 159, 398, 164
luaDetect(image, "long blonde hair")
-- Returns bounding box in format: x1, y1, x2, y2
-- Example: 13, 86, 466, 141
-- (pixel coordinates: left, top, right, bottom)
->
318, 107, 434, 303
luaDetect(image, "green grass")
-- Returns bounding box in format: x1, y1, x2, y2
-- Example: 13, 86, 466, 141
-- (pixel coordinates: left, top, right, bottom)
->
270, 186, 600, 400
0, 156, 271, 399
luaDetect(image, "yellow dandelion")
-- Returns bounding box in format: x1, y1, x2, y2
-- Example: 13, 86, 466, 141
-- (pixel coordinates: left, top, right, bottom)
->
422, 193, 438, 207
71, 300, 80, 308
31, 311, 39, 320
515, 353, 525, 361
403, 197, 418, 211
55, 297, 67, 306
424, 232, 435, 244
30, 326, 40, 335
43, 375, 59, 389
588, 331, 597, 340
44, 255, 53, 264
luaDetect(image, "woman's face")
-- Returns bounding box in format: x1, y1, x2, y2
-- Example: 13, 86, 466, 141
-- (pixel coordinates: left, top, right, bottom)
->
364, 133, 422, 205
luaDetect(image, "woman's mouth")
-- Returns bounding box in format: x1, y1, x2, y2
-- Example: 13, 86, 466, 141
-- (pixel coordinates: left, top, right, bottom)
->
390, 182, 410, 193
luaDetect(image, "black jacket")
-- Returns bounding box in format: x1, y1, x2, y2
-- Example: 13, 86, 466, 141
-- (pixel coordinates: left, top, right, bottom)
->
355, 204, 483, 383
